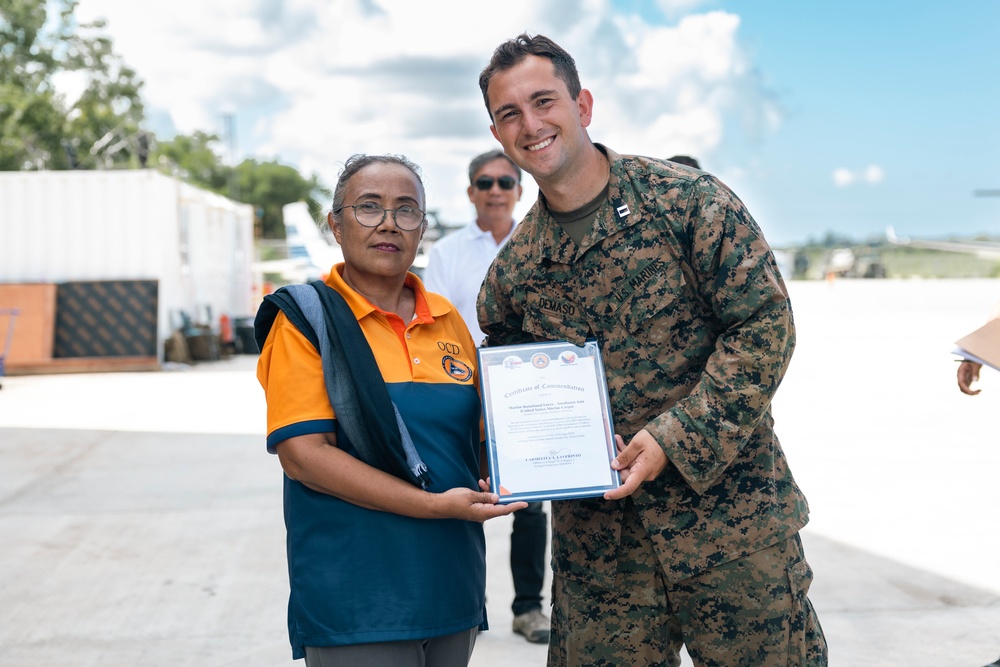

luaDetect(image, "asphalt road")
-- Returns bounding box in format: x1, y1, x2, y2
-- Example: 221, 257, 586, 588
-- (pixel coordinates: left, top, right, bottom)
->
1, 278, 999, 666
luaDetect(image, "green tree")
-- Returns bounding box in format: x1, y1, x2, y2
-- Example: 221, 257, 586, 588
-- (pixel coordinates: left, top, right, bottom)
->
1, 0, 69, 169
152, 131, 330, 239
0, 0, 146, 170
1, 0, 328, 238
235, 158, 330, 239
152, 131, 231, 192
62, 23, 146, 169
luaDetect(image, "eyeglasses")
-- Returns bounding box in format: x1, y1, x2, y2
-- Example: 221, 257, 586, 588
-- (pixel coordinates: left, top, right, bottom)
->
335, 201, 426, 231
474, 175, 518, 191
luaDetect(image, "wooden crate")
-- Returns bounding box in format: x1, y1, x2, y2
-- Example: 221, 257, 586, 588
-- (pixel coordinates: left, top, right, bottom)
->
0, 283, 57, 365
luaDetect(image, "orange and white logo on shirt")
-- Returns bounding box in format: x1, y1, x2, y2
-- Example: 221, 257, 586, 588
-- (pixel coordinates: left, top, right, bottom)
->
442, 355, 473, 382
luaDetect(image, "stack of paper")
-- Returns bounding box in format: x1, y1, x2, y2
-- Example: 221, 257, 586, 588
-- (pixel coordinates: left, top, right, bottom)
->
954, 318, 1000, 372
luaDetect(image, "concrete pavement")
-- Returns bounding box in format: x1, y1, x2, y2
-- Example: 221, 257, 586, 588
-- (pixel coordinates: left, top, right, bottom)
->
2, 278, 1000, 666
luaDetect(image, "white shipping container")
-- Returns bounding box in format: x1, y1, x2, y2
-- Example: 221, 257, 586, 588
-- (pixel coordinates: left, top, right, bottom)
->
0, 170, 256, 354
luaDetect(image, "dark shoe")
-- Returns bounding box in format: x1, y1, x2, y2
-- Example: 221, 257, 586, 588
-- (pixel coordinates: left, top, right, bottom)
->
984, 658, 1000, 667
512, 609, 550, 644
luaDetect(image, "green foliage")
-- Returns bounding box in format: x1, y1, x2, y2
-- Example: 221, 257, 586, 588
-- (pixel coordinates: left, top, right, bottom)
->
879, 247, 1000, 279
235, 158, 329, 238
152, 131, 230, 192
1, 0, 329, 239
1, 0, 70, 169
62, 29, 146, 169
782, 240, 1000, 280
153, 132, 330, 239
0, 0, 146, 170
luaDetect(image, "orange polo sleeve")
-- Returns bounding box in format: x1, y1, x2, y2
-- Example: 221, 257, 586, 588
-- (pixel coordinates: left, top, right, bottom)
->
257, 312, 334, 451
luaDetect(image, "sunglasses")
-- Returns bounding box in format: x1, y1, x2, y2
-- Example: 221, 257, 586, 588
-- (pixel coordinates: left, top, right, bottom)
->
474, 175, 518, 191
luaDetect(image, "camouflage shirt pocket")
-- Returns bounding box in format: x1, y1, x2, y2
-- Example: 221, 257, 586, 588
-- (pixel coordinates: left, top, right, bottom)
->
786, 552, 814, 600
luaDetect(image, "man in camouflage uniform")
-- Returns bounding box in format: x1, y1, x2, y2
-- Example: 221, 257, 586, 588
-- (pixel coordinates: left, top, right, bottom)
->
476, 33, 827, 666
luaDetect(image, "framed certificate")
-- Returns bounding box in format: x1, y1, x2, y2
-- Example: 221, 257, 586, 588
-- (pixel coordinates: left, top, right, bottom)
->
477, 339, 621, 503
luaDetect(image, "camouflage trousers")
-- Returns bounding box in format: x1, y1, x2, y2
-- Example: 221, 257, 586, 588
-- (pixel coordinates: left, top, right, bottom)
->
548, 503, 827, 667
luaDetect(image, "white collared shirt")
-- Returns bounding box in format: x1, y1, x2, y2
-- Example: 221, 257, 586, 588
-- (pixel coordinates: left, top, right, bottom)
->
423, 220, 517, 346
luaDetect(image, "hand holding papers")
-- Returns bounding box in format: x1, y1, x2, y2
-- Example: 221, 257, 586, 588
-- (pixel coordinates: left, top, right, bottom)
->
953, 318, 1000, 372
478, 340, 621, 503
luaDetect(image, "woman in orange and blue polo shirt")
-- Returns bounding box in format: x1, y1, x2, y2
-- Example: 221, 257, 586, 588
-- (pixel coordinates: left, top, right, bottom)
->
256, 154, 523, 666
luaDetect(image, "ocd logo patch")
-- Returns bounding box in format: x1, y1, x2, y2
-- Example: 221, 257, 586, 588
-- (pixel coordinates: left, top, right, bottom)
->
442, 356, 473, 382
437, 341, 460, 355
531, 353, 550, 369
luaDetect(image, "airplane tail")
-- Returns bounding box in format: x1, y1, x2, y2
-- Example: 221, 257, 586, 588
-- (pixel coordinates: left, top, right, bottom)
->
885, 225, 906, 245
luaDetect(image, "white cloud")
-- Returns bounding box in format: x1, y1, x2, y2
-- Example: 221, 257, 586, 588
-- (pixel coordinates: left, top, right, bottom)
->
833, 168, 855, 187
596, 11, 771, 157
864, 165, 885, 184
654, 0, 712, 19
833, 165, 885, 187
74, 0, 781, 225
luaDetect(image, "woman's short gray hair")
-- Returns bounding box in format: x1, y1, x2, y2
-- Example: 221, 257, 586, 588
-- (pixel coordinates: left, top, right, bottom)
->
330, 154, 426, 224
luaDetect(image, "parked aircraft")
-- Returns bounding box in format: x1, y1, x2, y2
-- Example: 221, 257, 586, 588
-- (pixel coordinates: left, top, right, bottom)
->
885, 226, 1000, 260
885, 188, 1000, 258
254, 203, 344, 284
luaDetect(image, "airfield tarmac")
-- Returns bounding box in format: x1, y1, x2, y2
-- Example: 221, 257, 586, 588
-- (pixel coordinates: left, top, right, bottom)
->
1, 277, 999, 666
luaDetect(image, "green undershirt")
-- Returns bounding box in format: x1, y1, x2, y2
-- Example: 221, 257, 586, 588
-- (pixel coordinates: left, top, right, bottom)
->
547, 183, 610, 246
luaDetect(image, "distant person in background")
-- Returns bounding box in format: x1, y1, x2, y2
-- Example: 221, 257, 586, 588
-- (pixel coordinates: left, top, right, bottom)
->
424, 149, 553, 645
425, 150, 522, 346
667, 154, 701, 169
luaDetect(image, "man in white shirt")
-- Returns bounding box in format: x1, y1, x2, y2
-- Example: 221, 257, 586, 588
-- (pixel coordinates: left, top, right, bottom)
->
426, 150, 520, 345
424, 149, 551, 644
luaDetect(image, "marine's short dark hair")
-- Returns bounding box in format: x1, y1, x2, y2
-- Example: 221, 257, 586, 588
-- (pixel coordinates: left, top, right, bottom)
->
478, 33, 581, 120
667, 155, 701, 169
467, 149, 521, 184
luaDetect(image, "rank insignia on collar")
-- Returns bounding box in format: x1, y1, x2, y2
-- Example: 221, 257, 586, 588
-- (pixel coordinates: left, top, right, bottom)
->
616, 204, 630, 217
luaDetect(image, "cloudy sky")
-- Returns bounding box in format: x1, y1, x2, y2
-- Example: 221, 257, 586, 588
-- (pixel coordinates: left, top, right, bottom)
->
73, 0, 999, 247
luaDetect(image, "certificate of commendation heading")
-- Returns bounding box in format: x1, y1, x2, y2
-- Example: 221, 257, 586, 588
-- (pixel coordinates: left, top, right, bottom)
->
477, 340, 621, 503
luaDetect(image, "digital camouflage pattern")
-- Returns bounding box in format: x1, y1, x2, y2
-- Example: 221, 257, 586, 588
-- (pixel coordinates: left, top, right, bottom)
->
547, 504, 827, 666
478, 146, 812, 586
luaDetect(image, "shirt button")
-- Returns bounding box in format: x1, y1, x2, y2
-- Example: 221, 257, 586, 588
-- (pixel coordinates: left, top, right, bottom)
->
406, 333, 411, 339
413, 358, 420, 364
